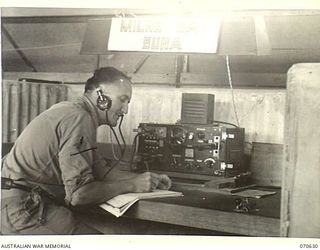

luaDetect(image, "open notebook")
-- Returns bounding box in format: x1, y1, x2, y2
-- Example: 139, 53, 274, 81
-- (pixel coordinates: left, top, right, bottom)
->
99, 190, 183, 217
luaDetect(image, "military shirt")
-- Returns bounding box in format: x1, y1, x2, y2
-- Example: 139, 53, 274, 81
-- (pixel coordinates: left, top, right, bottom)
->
2, 96, 106, 204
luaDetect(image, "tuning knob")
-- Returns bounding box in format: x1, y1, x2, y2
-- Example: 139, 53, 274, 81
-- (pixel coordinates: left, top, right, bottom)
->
197, 131, 205, 139
204, 158, 215, 168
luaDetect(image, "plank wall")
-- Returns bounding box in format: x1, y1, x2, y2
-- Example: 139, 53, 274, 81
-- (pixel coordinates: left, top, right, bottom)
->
67, 84, 285, 145
2, 73, 286, 145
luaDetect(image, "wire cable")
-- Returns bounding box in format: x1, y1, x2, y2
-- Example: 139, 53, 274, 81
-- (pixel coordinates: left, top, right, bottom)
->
110, 129, 122, 160
225, 55, 240, 127
118, 115, 127, 154
106, 111, 124, 155
102, 114, 128, 179
213, 120, 238, 128
109, 115, 128, 165
102, 113, 124, 178
110, 127, 124, 153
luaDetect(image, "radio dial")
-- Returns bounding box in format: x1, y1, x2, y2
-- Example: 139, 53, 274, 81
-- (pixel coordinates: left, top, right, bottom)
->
197, 131, 205, 139
185, 163, 192, 169
204, 158, 215, 168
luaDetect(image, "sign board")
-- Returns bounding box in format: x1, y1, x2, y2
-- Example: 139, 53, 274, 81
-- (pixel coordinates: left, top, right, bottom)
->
108, 17, 220, 53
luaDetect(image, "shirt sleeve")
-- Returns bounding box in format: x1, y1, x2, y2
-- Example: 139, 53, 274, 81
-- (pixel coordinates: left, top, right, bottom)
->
91, 149, 112, 180
58, 112, 96, 204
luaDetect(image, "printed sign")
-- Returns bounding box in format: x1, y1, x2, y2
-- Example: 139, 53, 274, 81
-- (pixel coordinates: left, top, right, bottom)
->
108, 17, 220, 53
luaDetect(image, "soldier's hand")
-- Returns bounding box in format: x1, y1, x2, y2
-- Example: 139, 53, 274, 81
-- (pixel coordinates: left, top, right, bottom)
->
130, 172, 159, 192
157, 174, 172, 190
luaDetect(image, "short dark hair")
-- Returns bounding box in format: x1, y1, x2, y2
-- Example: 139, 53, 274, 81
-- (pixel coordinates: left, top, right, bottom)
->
85, 67, 131, 92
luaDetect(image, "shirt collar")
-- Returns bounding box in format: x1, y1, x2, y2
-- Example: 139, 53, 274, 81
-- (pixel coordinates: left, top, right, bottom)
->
78, 95, 100, 128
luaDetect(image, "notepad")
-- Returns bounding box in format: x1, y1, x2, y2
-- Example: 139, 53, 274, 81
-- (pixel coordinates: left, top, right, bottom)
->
99, 190, 183, 217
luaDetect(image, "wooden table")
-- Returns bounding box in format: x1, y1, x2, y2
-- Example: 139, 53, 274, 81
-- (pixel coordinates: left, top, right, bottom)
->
83, 184, 280, 236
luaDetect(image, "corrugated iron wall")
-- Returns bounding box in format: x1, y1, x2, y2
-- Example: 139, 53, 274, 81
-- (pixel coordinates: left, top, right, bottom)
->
2, 80, 68, 142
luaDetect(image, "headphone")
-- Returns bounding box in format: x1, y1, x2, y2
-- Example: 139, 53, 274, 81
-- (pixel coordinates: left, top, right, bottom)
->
96, 87, 112, 111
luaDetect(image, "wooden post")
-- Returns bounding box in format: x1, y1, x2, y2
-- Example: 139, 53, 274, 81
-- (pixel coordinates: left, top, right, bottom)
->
174, 55, 184, 87
254, 16, 271, 56
281, 63, 320, 237
10, 83, 20, 141
2, 82, 11, 143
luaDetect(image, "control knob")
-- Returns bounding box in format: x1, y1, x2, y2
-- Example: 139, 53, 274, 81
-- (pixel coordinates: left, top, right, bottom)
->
204, 158, 215, 168
197, 131, 205, 139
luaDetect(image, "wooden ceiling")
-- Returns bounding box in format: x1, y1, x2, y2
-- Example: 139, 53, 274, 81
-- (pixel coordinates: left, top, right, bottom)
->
2, 8, 320, 80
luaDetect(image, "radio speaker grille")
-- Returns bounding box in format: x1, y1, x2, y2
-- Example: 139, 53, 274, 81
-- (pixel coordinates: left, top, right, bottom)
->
181, 93, 214, 124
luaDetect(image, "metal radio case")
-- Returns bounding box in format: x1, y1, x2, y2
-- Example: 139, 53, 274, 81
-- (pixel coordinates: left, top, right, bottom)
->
136, 123, 245, 178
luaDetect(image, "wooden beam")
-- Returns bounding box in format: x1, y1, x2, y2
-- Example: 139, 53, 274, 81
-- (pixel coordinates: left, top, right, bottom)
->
180, 72, 287, 88
131, 73, 176, 84
4, 72, 92, 83
4, 71, 287, 87
174, 55, 184, 86
3, 27, 37, 72
2, 16, 101, 24
182, 55, 189, 73
3, 72, 177, 85
2, 82, 11, 143
254, 16, 271, 55
1, 8, 175, 19
3, 72, 286, 88
132, 55, 150, 74
2, 8, 320, 18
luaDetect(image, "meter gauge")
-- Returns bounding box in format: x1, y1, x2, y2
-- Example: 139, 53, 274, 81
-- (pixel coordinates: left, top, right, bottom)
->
155, 127, 167, 138
170, 126, 187, 145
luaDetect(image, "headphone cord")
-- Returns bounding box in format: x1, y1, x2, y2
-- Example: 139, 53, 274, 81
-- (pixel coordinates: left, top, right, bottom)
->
110, 126, 125, 155
104, 110, 124, 154
110, 129, 121, 160
118, 115, 126, 154
102, 113, 126, 179
110, 115, 127, 163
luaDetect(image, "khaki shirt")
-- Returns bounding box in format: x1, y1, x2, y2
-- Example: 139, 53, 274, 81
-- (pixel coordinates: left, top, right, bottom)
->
2, 96, 106, 204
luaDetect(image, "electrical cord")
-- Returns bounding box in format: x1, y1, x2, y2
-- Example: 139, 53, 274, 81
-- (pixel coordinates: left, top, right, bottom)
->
213, 120, 238, 128
110, 129, 122, 160
109, 116, 125, 154
102, 114, 127, 179
118, 115, 127, 154
110, 127, 124, 155
226, 55, 240, 127
107, 113, 125, 155
112, 114, 127, 164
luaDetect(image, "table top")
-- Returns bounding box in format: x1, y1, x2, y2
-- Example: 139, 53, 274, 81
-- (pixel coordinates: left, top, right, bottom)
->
112, 184, 281, 236
160, 183, 280, 218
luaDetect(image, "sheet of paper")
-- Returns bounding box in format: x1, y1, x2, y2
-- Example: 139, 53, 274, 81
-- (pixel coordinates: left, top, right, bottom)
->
106, 189, 183, 208
100, 189, 183, 217
232, 189, 276, 198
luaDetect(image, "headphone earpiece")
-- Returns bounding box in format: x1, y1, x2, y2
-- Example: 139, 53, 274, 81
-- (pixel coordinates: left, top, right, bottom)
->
96, 88, 112, 111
